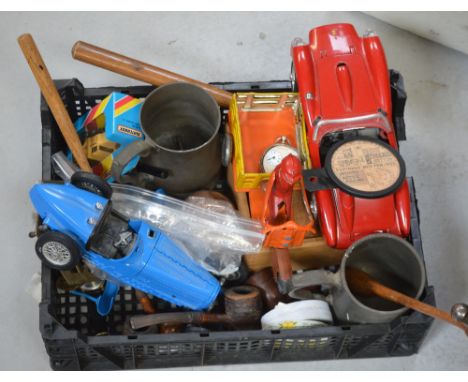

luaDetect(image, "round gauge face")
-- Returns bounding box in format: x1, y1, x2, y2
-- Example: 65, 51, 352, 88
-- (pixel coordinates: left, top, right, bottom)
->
261, 144, 299, 173
329, 139, 403, 194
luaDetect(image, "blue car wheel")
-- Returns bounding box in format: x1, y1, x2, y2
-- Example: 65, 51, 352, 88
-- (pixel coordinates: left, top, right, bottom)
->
35, 231, 81, 270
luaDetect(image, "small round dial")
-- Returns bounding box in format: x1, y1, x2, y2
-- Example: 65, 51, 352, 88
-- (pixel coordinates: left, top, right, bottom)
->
261, 141, 299, 173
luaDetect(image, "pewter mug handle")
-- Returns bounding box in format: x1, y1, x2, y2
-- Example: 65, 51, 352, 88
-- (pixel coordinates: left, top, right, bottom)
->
111, 140, 152, 182
288, 269, 340, 303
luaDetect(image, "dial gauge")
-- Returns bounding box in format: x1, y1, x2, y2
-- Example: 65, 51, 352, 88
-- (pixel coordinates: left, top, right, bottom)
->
261, 137, 299, 173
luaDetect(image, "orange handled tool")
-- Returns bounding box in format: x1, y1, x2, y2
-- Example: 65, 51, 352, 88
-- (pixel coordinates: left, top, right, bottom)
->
346, 267, 468, 336
263, 155, 314, 294
72, 41, 233, 108
18, 34, 92, 172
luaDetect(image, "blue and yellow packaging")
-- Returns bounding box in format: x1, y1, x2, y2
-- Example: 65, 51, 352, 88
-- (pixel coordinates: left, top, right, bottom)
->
74, 92, 143, 180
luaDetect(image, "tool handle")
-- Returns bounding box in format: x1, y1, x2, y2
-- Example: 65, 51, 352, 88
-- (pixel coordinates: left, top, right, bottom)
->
130, 312, 227, 330
72, 41, 233, 108
347, 268, 468, 336
18, 34, 92, 172
134, 290, 156, 314
271, 248, 293, 294
131, 312, 199, 330
374, 283, 468, 335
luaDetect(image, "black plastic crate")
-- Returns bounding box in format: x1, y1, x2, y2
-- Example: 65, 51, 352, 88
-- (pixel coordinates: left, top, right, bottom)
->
39, 78, 435, 371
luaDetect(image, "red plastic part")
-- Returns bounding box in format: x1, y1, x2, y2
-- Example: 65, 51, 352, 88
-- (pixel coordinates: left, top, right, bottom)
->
255, 155, 315, 249
292, 23, 411, 249
266, 154, 302, 226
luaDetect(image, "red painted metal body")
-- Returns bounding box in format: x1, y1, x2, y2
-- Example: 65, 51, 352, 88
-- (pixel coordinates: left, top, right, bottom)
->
260, 154, 314, 249
266, 154, 303, 227
292, 23, 411, 249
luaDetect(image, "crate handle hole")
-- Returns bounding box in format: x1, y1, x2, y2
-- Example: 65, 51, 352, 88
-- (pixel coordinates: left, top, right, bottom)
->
341, 326, 351, 330
199, 332, 210, 337
127, 335, 138, 340
271, 330, 280, 334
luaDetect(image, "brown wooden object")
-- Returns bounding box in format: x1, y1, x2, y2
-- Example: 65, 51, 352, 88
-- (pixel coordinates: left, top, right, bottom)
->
72, 41, 233, 108
244, 236, 344, 271
346, 267, 468, 335
18, 34, 92, 172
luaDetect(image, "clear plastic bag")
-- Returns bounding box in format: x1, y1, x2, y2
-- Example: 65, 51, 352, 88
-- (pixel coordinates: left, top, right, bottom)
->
51, 152, 264, 275
185, 195, 237, 216
110, 184, 265, 276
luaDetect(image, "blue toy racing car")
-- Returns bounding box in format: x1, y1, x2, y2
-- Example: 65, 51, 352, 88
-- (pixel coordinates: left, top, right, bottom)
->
30, 172, 220, 315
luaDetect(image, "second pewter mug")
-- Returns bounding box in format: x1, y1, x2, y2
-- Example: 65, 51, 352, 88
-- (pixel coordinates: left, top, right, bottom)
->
112, 82, 222, 194
289, 233, 426, 324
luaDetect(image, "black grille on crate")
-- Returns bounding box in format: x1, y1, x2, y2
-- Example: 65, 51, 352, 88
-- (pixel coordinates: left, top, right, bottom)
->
134, 343, 204, 358
269, 336, 337, 362
53, 285, 146, 336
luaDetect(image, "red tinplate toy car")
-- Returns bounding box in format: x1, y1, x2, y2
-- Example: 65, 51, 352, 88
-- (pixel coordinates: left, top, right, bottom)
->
291, 23, 411, 249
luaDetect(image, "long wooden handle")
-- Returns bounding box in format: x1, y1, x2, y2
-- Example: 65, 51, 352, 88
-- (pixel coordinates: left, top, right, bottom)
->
72, 41, 233, 108
18, 34, 92, 172
346, 268, 468, 335
271, 248, 293, 281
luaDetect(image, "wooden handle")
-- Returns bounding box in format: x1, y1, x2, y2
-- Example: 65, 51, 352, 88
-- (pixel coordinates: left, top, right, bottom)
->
346, 268, 468, 335
134, 290, 156, 314
72, 41, 233, 108
271, 248, 293, 282
18, 34, 92, 172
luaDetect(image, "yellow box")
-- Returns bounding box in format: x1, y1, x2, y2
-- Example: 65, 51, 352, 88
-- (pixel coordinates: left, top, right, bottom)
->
229, 92, 311, 192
